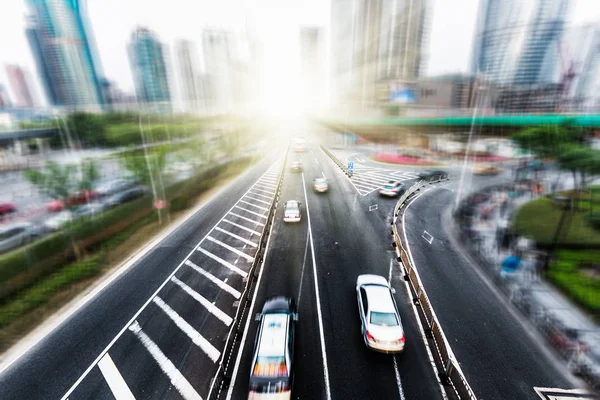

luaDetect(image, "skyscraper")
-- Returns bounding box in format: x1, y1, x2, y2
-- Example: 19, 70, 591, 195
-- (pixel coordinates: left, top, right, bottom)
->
127, 27, 171, 111
0, 84, 12, 108
25, 0, 105, 109
471, 0, 571, 86
175, 40, 204, 114
564, 24, 600, 110
202, 29, 237, 114
300, 27, 325, 114
5, 65, 37, 108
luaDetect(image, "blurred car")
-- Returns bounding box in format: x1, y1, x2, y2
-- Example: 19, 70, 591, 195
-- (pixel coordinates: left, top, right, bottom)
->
95, 178, 137, 197
283, 200, 301, 223
356, 274, 405, 353
0, 222, 41, 254
290, 161, 303, 172
417, 169, 447, 180
473, 164, 502, 175
313, 178, 328, 193
294, 138, 305, 152
249, 296, 297, 399
73, 202, 106, 218
44, 211, 74, 232
0, 202, 17, 218
379, 180, 405, 197
103, 186, 148, 209
46, 190, 100, 212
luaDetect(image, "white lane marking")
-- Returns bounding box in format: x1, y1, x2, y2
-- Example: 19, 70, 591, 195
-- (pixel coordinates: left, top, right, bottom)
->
388, 258, 393, 284
223, 191, 278, 400
228, 212, 265, 226
533, 387, 596, 399
238, 200, 269, 211
422, 230, 434, 244
301, 172, 332, 400
98, 353, 135, 400
196, 247, 248, 277
171, 276, 233, 326
297, 230, 310, 306
392, 356, 406, 400
401, 186, 450, 400
352, 182, 378, 191
244, 195, 271, 205
128, 321, 203, 400
255, 182, 277, 190
251, 187, 275, 196
248, 191, 273, 200
222, 219, 261, 235
215, 227, 258, 247
321, 172, 326, 178
185, 260, 241, 299
234, 205, 267, 219
59, 160, 280, 400
314, 157, 319, 164
207, 236, 255, 262
369, 204, 378, 212
260, 175, 278, 182
153, 297, 221, 362
352, 175, 390, 186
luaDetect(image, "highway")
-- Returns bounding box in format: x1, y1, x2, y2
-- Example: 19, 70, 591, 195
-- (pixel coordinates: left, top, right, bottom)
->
0, 131, 583, 400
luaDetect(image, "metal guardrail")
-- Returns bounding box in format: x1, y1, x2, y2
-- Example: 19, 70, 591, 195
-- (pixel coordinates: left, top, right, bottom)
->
208, 150, 288, 399
320, 145, 348, 175
391, 177, 476, 400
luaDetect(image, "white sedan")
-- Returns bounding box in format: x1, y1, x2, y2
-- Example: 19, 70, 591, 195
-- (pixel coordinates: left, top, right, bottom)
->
356, 274, 405, 353
283, 200, 302, 223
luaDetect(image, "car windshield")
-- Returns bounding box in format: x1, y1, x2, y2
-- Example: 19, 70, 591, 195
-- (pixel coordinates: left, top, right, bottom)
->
370, 312, 399, 327
315, 179, 326, 185
383, 185, 396, 190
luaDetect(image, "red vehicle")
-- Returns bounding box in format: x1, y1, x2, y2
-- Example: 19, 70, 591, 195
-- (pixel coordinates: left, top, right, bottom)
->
46, 190, 100, 212
0, 203, 17, 218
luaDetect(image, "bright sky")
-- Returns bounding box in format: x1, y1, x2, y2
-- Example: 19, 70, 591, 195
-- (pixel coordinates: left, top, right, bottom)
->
0, 0, 598, 108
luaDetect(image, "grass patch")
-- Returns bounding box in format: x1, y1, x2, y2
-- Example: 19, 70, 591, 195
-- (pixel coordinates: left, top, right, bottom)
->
549, 250, 600, 317
512, 197, 600, 247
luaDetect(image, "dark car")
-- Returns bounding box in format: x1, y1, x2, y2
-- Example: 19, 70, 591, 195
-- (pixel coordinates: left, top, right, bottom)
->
104, 186, 148, 208
417, 169, 447, 180
290, 161, 303, 172
249, 296, 297, 399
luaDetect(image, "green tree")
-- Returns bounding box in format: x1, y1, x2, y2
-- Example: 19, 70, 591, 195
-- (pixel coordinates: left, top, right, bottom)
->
67, 112, 107, 148
24, 161, 75, 203
120, 147, 167, 187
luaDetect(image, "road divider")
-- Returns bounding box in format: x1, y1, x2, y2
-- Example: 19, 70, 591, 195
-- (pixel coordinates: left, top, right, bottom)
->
391, 178, 476, 400
320, 145, 348, 175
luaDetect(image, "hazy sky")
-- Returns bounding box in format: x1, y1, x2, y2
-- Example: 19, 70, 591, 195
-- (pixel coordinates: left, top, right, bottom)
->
0, 0, 598, 105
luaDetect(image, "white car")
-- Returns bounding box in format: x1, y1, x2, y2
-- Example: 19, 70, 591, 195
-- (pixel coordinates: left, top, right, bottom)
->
356, 274, 405, 353
283, 201, 302, 223
0, 222, 42, 254
313, 178, 328, 193
379, 180, 405, 197
44, 211, 74, 232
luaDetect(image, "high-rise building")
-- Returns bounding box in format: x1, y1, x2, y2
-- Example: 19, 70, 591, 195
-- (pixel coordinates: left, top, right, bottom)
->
127, 27, 171, 111
5, 65, 37, 108
175, 40, 204, 114
300, 27, 325, 114
202, 29, 237, 114
471, 0, 571, 86
25, 0, 105, 110
563, 23, 600, 110
0, 84, 12, 108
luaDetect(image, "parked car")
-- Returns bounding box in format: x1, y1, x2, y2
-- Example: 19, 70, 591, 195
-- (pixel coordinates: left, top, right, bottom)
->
0, 222, 41, 254
103, 186, 148, 209
73, 202, 106, 218
0, 202, 17, 218
95, 178, 137, 197
473, 164, 502, 175
249, 296, 297, 399
417, 169, 447, 180
379, 180, 405, 197
356, 274, 405, 353
43, 211, 74, 232
283, 200, 302, 223
313, 178, 328, 193
46, 190, 100, 212
290, 161, 303, 172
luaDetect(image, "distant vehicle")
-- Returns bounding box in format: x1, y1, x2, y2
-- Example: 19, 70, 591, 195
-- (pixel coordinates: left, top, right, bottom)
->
356, 274, 405, 353
95, 178, 137, 197
417, 169, 447, 180
43, 211, 73, 232
294, 138, 305, 152
249, 296, 297, 399
0, 202, 17, 218
379, 180, 405, 197
0, 222, 41, 254
473, 164, 502, 176
104, 186, 147, 209
283, 200, 301, 223
313, 178, 328, 193
290, 161, 303, 172
46, 190, 100, 212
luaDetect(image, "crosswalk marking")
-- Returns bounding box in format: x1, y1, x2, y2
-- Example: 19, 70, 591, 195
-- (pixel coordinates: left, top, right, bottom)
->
345, 166, 420, 196
153, 297, 221, 362
207, 236, 255, 262
98, 354, 135, 400
128, 321, 203, 400
171, 277, 233, 326
185, 260, 241, 299
197, 247, 248, 277
222, 219, 261, 235
215, 227, 258, 247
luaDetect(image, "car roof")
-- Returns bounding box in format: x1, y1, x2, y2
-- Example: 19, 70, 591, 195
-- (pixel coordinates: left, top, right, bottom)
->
364, 285, 396, 313
257, 313, 289, 357
286, 200, 299, 208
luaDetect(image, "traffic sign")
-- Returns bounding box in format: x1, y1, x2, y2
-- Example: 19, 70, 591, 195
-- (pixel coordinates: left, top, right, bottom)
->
348, 161, 354, 169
